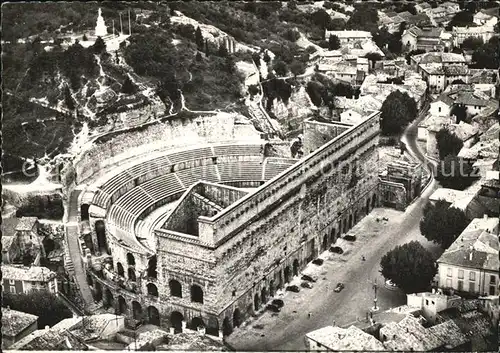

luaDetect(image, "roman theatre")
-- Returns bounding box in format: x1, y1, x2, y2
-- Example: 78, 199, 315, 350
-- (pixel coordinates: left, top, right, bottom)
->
70, 110, 380, 337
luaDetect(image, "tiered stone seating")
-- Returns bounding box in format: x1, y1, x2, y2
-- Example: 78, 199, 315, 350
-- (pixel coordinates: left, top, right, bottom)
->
167, 147, 213, 164
141, 174, 184, 201
264, 157, 299, 180
176, 165, 220, 187
218, 160, 264, 182
107, 205, 135, 231
213, 144, 263, 156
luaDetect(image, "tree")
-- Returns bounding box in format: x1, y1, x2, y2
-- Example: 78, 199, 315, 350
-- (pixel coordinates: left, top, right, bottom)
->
380, 241, 437, 293
2, 290, 72, 328
472, 36, 500, 69
365, 52, 382, 69
290, 60, 305, 76
311, 9, 332, 32
92, 36, 106, 54
82, 33, 88, 41
122, 75, 137, 94
450, 104, 468, 123
195, 52, 203, 61
195, 26, 204, 50
436, 128, 464, 160
283, 28, 300, 42
461, 36, 484, 50
263, 51, 271, 64
204, 39, 210, 57
330, 18, 346, 31
420, 200, 468, 248
218, 43, 229, 57
273, 59, 288, 76
446, 10, 474, 30
435, 155, 478, 190
346, 5, 379, 32
328, 34, 340, 50
248, 84, 260, 96
252, 52, 261, 68
380, 91, 417, 135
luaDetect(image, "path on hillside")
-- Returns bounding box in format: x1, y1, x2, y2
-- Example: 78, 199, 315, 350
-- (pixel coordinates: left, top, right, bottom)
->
228, 101, 441, 351
65, 189, 94, 309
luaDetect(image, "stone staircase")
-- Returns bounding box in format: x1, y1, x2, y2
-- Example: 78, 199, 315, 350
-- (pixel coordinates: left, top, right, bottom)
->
64, 243, 76, 277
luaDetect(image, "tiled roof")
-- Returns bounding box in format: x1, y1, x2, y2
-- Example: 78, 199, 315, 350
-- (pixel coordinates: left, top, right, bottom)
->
1, 265, 56, 282
453, 26, 495, 34
10, 329, 88, 350
454, 91, 489, 106
2, 217, 19, 236
420, 63, 444, 74
2, 236, 17, 252
398, 11, 413, 21
444, 65, 469, 76
159, 332, 227, 351
449, 122, 479, 141
416, 2, 431, 10
427, 320, 469, 349
420, 27, 444, 38
307, 325, 386, 351
381, 315, 442, 351
15, 217, 38, 231
1, 308, 38, 337
470, 69, 498, 84
441, 53, 467, 63
326, 30, 372, 39
437, 217, 499, 271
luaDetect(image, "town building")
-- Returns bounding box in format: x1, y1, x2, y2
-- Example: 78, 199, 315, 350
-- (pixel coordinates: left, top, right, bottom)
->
436, 216, 499, 296
419, 63, 470, 94
305, 325, 386, 351
8, 324, 89, 351
1, 308, 39, 349
2, 265, 58, 294
415, 2, 432, 14
402, 26, 452, 51
324, 30, 372, 44
452, 25, 496, 47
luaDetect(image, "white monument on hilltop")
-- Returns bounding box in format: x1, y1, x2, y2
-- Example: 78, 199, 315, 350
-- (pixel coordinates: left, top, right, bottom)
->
94, 8, 108, 37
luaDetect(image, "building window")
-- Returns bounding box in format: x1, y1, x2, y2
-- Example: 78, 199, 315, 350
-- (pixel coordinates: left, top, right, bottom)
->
425, 299, 429, 305
447, 268, 452, 277
469, 282, 475, 293
489, 286, 496, 295
469, 272, 475, 281
446, 278, 452, 287
438, 107, 441, 112
490, 275, 496, 284
458, 280, 463, 291
9, 279, 15, 285
9, 286, 16, 294
458, 270, 464, 279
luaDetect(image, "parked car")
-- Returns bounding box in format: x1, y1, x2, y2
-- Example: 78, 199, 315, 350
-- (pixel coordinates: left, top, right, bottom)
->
266, 304, 280, 312
286, 285, 300, 293
272, 299, 284, 308
334, 282, 345, 292
301, 281, 313, 289
344, 234, 356, 241
301, 274, 318, 282
329, 246, 344, 254
312, 258, 324, 265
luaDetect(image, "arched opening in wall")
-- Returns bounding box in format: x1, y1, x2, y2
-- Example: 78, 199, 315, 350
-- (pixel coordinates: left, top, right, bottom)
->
118, 296, 127, 314
103, 288, 114, 309
206, 317, 219, 336
366, 198, 370, 214
189, 317, 205, 330
343, 219, 348, 234
348, 214, 353, 229
80, 204, 90, 221
94, 281, 102, 302
169, 280, 182, 298
128, 268, 136, 282
191, 284, 204, 303
223, 317, 233, 337
132, 301, 142, 320
371, 195, 377, 209
147, 256, 157, 279
261, 287, 268, 304
269, 280, 275, 297
322, 234, 328, 251
308, 238, 316, 260
170, 311, 184, 333
354, 210, 358, 224
284, 266, 291, 284
86, 273, 93, 286
83, 233, 94, 253
147, 306, 160, 326
95, 220, 108, 253
330, 228, 336, 244
147, 283, 159, 297
339, 219, 343, 235
293, 259, 299, 277
233, 308, 242, 328
254, 293, 260, 311
127, 253, 136, 266
117, 262, 124, 277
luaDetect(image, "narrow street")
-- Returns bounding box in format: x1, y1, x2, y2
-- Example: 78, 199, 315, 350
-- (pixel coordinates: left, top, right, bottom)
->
65, 189, 94, 308
228, 103, 442, 351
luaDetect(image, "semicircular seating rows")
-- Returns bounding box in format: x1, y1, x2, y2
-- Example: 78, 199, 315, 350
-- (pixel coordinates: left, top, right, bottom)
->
91, 143, 299, 252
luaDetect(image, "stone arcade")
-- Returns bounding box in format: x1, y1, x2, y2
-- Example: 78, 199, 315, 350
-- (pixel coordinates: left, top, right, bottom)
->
76, 111, 381, 337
